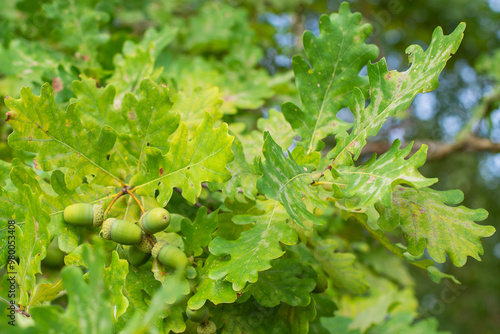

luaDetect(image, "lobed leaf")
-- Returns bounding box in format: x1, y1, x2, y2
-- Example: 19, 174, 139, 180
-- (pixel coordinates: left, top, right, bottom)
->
257, 132, 327, 228
15, 184, 51, 307
244, 255, 316, 307
208, 135, 261, 200
330, 22, 466, 165
121, 79, 180, 170
188, 255, 238, 310
209, 200, 297, 291
376, 186, 495, 266
130, 113, 234, 206
182, 207, 218, 257
5, 84, 125, 190
336, 140, 437, 209
282, 2, 378, 155
314, 239, 368, 294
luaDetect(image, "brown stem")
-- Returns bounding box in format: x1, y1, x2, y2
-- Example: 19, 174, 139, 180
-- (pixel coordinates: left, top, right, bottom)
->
0, 296, 31, 318
359, 135, 500, 161
128, 190, 146, 215
104, 189, 127, 217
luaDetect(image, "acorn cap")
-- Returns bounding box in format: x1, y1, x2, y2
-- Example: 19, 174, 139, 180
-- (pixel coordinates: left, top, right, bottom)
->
136, 233, 156, 253
93, 204, 104, 227
197, 321, 216, 334
101, 218, 115, 240
152, 240, 168, 259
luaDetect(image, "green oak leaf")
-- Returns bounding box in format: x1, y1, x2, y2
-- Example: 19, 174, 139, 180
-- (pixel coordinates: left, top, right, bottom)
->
0, 38, 72, 99
337, 140, 437, 209
282, 2, 378, 155
208, 135, 261, 201
43, 0, 109, 63
163, 304, 186, 333
161, 56, 274, 115
188, 255, 238, 309
28, 305, 79, 334
0, 160, 10, 186
209, 200, 298, 291
214, 297, 316, 334
16, 184, 50, 307
28, 280, 64, 308
121, 273, 188, 334
104, 251, 129, 322
108, 26, 175, 97
60, 240, 114, 334
70, 77, 119, 132
376, 186, 495, 266
116, 267, 161, 332
121, 79, 180, 169
181, 207, 218, 257
251, 109, 296, 156
330, 22, 465, 165
212, 198, 257, 240
171, 86, 223, 132
257, 132, 327, 227
183, 2, 249, 53
314, 239, 368, 294
354, 211, 460, 284
130, 113, 234, 206
0, 184, 28, 266
274, 300, 317, 334
5, 84, 126, 190
244, 255, 316, 307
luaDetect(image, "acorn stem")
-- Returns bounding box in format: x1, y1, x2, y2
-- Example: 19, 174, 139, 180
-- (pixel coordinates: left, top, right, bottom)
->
104, 189, 127, 217
128, 191, 146, 214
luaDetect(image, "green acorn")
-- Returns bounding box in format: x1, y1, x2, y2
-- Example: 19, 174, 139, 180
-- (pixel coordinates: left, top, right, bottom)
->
64, 203, 103, 227
42, 238, 65, 268
186, 305, 209, 323
139, 207, 170, 234
126, 245, 151, 267
197, 320, 216, 334
152, 240, 188, 270
101, 218, 142, 245
313, 273, 328, 293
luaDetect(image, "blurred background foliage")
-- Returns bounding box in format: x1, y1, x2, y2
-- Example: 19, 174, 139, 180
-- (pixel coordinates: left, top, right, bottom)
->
0, 0, 499, 333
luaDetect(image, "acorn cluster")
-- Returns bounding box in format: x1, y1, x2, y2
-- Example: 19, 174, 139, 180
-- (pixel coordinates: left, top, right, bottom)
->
62, 203, 216, 331
63, 203, 187, 271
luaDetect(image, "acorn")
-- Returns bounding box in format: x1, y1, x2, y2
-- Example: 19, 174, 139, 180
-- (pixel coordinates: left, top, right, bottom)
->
313, 273, 328, 293
186, 305, 209, 323
152, 240, 188, 271
126, 245, 151, 267
197, 320, 216, 334
64, 203, 103, 227
101, 218, 142, 245
42, 238, 65, 268
139, 207, 170, 234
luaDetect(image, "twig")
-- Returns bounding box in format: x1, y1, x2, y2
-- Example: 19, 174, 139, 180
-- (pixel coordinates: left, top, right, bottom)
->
360, 135, 500, 161
0, 296, 31, 318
